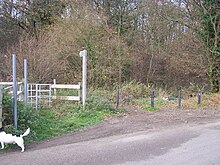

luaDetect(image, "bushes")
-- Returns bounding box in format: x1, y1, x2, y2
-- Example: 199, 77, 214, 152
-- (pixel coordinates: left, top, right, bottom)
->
2, 93, 13, 127
2, 93, 38, 140
120, 81, 151, 103
85, 96, 114, 112
1, 89, 116, 143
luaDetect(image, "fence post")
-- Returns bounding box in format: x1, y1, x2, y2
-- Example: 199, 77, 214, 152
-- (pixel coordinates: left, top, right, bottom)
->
49, 84, 52, 107
12, 54, 18, 129
35, 84, 38, 110
53, 79, 57, 98
78, 82, 81, 103
198, 89, 201, 105
0, 85, 3, 129
116, 85, 119, 110
151, 89, 154, 108
18, 83, 22, 101
178, 90, 182, 109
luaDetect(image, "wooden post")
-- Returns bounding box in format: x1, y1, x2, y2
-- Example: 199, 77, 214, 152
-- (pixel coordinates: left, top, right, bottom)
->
53, 79, 57, 97
0, 85, 3, 128
78, 82, 81, 103
35, 84, 38, 110
18, 83, 22, 101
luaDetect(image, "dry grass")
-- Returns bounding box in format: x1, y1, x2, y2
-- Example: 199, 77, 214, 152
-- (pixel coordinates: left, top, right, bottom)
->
159, 93, 220, 110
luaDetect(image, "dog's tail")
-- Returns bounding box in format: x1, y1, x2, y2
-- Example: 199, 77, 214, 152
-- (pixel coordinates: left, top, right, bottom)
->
20, 128, 30, 138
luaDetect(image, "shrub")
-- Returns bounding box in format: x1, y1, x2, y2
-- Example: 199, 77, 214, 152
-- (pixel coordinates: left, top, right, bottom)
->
85, 96, 113, 112
120, 81, 151, 103
2, 93, 38, 140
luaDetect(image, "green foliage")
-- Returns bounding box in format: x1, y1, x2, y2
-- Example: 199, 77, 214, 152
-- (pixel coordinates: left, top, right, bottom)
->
56, 89, 78, 96
2, 93, 39, 142
29, 96, 115, 142
198, 0, 220, 92
2, 94, 38, 129
2, 92, 116, 143
145, 106, 160, 112
85, 96, 114, 112
2, 93, 14, 127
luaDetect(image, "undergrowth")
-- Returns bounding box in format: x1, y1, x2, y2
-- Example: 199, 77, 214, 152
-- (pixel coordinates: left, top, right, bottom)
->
2, 93, 118, 144
2, 82, 219, 149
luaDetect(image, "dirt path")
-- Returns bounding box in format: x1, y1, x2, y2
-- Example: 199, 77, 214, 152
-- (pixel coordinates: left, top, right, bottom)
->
25, 106, 220, 151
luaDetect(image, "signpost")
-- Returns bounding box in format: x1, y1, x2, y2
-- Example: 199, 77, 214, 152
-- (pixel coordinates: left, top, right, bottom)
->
79, 50, 87, 107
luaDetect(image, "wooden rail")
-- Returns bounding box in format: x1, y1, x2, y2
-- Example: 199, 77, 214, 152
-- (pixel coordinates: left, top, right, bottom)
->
0, 82, 23, 101
52, 80, 81, 101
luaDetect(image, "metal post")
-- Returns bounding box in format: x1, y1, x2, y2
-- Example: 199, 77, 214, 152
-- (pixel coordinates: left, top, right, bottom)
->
116, 85, 119, 110
24, 59, 28, 106
151, 89, 154, 108
12, 54, 17, 129
198, 89, 201, 105
79, 50, 87, 107
178, 90, 182, 109
0, 85, 3, 128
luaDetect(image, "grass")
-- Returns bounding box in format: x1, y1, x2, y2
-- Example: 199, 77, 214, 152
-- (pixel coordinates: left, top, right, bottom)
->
3, 84, 220, 146
3, 96, 118, 144
56, 89, 79, 96
129, 93, 220, 111
29, 92, 220, 142
29, 97, 117, 142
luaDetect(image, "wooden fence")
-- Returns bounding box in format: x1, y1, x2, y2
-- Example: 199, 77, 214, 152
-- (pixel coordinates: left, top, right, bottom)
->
0, 81, 81, 110
0, 82, 23, 101
52, 80, 81, 101
28, 81, 81, 109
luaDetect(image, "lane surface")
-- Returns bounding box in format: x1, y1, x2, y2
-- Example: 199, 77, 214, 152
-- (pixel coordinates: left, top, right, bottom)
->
1, 122, 220, 165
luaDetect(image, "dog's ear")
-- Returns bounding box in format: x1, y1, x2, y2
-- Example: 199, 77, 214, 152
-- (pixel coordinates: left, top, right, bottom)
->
0, 127, 4, 132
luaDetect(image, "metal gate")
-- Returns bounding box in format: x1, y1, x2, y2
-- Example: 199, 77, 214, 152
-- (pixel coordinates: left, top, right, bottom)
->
28, 84, 52, 109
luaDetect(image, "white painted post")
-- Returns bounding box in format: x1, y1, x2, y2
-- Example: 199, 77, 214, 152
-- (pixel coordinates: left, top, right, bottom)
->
18, 84, 22, 101
79, 50, 87, 107
35, 84, 38, 110
30, 84, 33, 107
78, 82, 81, 103
49, 84, 52, 107
53, 79, 57, 99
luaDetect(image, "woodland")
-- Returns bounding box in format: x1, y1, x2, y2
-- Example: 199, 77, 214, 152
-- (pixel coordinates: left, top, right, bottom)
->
0, 0, 219, 93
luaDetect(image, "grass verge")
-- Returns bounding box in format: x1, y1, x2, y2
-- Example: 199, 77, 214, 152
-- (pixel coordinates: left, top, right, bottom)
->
3, 96, 118, 144
129, 93, 220, 111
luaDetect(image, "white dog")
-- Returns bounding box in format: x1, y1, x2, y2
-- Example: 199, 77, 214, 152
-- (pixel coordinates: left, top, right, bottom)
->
0, 128, 30, 152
